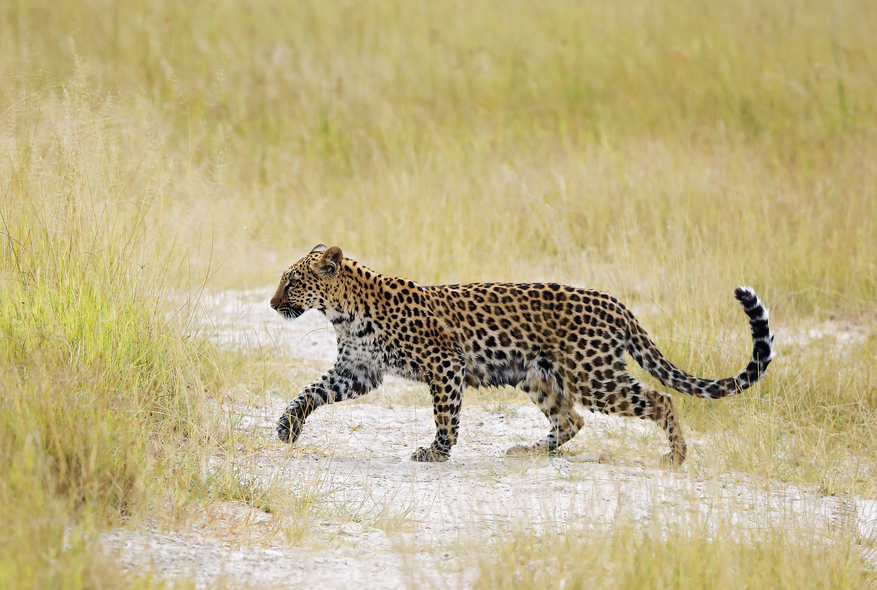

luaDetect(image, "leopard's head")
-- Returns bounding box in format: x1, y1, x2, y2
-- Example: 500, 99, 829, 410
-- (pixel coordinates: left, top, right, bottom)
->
270, 244, 344, 320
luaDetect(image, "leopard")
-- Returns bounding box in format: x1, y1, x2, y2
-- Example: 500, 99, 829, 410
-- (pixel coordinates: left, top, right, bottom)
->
270, 244, 774, 466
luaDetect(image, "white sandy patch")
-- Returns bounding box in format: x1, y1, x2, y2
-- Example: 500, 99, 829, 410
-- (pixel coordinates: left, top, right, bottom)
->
103, 290, 877, 588
191, 288, 338, 363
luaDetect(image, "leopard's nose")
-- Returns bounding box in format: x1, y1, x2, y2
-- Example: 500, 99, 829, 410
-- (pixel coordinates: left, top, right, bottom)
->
270, 297, 280, 310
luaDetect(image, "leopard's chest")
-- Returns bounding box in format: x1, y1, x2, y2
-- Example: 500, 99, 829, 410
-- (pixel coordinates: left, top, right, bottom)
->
334, 316, 426, 381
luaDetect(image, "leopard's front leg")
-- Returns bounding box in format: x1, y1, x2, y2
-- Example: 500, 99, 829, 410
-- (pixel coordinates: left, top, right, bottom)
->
276, 386, 319, 444
277, 359, 382, 444
411, 364, 464, 463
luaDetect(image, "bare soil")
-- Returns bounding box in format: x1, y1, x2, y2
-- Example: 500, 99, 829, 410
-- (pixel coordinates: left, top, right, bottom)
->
102, 290, 877, 588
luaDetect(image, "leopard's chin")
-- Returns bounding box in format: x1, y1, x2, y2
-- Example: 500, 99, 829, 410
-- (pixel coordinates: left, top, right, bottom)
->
278, 306, 305, 320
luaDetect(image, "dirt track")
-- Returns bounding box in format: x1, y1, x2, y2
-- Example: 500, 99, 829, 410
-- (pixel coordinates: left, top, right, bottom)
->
102, 290, 877, 588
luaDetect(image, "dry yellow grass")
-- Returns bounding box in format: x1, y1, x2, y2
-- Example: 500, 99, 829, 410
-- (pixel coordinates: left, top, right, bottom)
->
2, 0, 876, 586
475, 520, 875, 589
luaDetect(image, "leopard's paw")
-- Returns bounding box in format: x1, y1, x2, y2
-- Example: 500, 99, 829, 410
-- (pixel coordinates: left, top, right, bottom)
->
277, 411, 304, 444
410, 447, 449, 462
505, 443, 551, 456
660, 451, 686, 469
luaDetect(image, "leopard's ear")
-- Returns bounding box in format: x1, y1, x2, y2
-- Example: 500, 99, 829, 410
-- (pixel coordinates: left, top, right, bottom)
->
310, 243, 329, 254
313, 246, 343, 278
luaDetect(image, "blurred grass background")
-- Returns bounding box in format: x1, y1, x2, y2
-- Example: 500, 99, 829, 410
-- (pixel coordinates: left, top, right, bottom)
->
3, 0, 875, 303
1, 0, 876, 586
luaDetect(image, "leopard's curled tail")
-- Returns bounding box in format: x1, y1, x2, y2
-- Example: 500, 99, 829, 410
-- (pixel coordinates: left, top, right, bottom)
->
625, 287, 775, 399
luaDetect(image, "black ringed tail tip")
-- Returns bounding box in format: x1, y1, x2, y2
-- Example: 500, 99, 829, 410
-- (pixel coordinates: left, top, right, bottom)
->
626, 286, 775, 399
734, 286, 775, 385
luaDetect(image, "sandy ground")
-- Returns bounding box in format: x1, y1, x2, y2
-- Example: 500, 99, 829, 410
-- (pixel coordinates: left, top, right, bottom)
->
102, 289, 877, 588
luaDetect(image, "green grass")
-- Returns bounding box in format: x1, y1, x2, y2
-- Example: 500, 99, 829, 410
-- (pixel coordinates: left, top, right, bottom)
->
1, 0, 877, 586
0, 85, 216, 586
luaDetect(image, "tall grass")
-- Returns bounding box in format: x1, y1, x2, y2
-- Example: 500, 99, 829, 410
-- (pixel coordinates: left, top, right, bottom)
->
2, 0, 875, 304
0, 83, 212, 587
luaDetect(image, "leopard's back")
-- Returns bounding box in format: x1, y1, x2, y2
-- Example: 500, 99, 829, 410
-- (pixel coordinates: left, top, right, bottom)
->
272, 245, 773, 466
424, 282, 629, 389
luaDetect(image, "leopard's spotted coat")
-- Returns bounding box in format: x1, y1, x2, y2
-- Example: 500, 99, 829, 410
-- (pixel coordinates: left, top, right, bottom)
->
271, 245, 774, 466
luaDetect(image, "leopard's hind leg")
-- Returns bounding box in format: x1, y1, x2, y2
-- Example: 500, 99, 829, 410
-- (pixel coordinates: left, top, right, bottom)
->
647, 388, 687, 467
589, 371, 687, 466
507, 372, 584, 456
